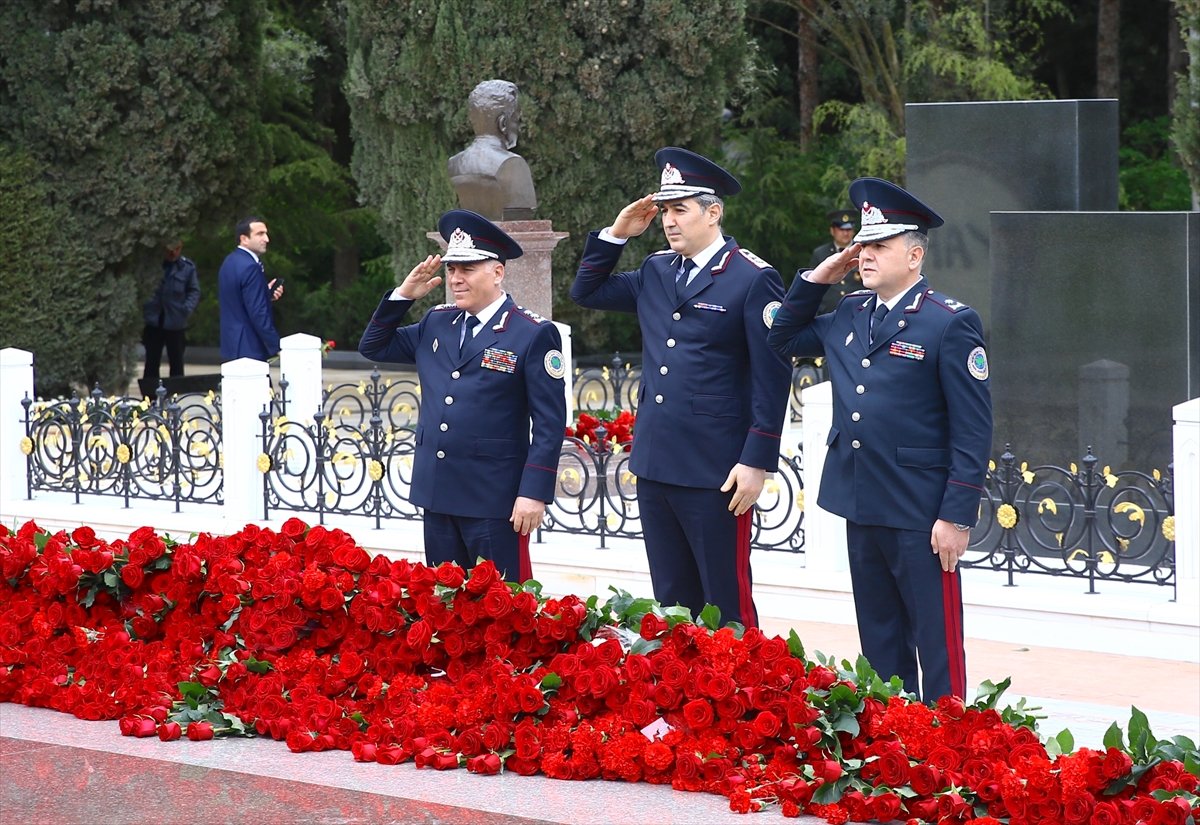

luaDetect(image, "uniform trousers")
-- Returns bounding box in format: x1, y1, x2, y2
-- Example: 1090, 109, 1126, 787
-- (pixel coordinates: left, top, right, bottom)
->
142, 325, 187, 380
422, 511, 531, 584
636, 478, 757, 627
846, 521, 966, 702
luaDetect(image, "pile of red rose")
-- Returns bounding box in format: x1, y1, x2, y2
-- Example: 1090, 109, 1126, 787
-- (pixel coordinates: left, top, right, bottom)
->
1, 519, 1196, 823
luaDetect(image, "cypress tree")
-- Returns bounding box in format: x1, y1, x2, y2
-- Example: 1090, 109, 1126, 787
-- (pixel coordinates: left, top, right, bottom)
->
0, 0, 268, 395
343, 0, 751, 352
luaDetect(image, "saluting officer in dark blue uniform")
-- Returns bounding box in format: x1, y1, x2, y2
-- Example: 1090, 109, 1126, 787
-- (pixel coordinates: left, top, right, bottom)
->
571, 148, 792, 628
767, 178, 993, 701
358, 210, 567, 583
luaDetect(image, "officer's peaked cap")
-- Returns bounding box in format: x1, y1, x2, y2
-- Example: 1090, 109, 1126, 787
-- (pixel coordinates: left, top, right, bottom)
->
849, 178, 944, 243
438, 209, 524, 263
652, 147, 741, 202
827, 208, 856, 229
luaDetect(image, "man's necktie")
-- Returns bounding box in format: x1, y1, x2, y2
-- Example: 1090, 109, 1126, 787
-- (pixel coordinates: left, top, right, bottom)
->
674, 258, 694, 297
870, 300, 889, 344
459, 315, 479, 355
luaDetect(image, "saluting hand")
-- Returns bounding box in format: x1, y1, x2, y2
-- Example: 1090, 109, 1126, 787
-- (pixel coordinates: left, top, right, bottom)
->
396, 254, 444, 300
510, 496, 545, 536
805, 242, 862, 285
610, 195, 660, 240
720, 463, 767, 517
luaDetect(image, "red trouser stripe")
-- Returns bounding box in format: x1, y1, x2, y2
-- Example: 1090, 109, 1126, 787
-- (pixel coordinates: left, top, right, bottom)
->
942, 571, 966, 698
518, 532, 532, 584
736, 510, 758, 628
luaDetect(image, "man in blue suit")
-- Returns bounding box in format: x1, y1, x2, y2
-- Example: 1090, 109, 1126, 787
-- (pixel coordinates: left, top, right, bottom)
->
218, 216, 283, 362
571, 148, 792, 628
767, 178, 993, 701
358, 210, 567, 582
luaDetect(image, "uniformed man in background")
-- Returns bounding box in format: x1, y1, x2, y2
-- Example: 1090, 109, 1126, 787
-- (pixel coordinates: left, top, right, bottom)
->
571, 147, 792, 628
767, 178, 992, 702
810, 208, 862, 314
358, 210, 567, 583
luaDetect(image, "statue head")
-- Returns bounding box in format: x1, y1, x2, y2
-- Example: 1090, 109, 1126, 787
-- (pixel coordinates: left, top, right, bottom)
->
467, 80, 521, 150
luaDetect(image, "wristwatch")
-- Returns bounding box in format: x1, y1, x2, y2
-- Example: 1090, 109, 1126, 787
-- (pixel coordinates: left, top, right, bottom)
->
952, 523, 972, 532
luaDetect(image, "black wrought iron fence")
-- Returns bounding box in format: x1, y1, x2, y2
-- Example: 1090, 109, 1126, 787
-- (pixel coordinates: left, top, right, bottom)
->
21, 383, 223, 509
965, 445, 1175, 594
260, 369, 422, 527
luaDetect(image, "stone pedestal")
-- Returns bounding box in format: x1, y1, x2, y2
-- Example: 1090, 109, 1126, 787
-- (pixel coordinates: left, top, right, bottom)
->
426, 219, 568, 321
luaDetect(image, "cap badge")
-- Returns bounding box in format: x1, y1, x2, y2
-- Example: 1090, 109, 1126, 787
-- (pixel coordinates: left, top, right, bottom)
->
447, 227, 476, 252
860, 202, 886, 226
660, 163, 685, 187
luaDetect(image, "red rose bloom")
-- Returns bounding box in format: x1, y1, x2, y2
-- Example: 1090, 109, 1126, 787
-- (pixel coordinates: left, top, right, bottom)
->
186, 722, 214, 741
682, 699, 715, 731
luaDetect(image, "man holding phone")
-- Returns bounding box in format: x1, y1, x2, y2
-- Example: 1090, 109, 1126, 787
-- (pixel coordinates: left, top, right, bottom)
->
218, 216, 284, 361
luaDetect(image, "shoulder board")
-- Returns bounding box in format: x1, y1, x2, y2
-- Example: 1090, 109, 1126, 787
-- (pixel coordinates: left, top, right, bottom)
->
515, 305, 548, 324
925, 290, 972, 313
842, 289, 872, 306
651, 249, 675, 256
737, 248, 772, 269
431, 303, 458, 312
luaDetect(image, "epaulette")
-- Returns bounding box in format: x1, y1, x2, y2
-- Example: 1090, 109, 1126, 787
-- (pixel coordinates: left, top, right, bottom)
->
652, 249, 676, 256
843, 289, 873, 307
431, 303, 458, 311
737, 248, 772, 270
515, 305, 548, 324
925, 290, 971, 313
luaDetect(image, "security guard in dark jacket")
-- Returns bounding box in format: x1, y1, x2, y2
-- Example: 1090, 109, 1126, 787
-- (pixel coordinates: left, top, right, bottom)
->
359, 210, 567, 582
767, 178, 992, 701
571, 148, 792, 628
809, 208, 863, 314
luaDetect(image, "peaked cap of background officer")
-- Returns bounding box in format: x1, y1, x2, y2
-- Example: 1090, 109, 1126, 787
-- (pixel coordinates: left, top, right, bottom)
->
438, 209, 524, 263
652, 147, 741, 202
849, 177, 944, 243
827, 208, 856, 229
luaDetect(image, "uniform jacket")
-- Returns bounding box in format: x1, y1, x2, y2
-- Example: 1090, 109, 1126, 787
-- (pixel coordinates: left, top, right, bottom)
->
218, 248, 280, 361
358, 293, 567, 520
571, 232, 791, 490
143, 256, 201, 330
767, 277, 992, 531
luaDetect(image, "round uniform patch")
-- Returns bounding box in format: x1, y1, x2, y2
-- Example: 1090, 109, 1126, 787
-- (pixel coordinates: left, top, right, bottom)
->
763, 301, 781, 328
544, 349, 566, 379
967, 346, 989, 380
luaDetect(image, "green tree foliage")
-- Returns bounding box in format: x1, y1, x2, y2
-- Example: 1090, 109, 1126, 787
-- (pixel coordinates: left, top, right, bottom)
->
343, 0, 752, 353
184, 5, 389, 352
1173, 0, 1200, 206
0, 1, 267, 396
1120, 116, 1191, 210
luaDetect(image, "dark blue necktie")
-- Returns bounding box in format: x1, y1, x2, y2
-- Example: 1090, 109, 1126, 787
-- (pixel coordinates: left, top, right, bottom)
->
459, 315, 479, 354
870, 300, 889, 344
674, 258, 693, 296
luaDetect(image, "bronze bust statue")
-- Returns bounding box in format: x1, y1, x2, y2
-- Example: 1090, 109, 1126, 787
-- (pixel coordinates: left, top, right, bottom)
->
448, 80, 537, 221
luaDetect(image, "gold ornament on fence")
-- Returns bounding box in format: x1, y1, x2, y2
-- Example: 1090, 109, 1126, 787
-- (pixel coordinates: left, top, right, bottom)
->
996, 503, 1017, 529
1162, 516, 1175, 542
115, 444, 131, 464
19, 436, 33, 456
367, 459, 384, 481
256, 453, 272, 473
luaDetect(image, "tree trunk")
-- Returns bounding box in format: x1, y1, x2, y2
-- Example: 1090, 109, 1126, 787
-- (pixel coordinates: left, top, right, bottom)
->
796, 1, 818, 149
1096, 0, 1121, 99
1169, 3, 1186, 111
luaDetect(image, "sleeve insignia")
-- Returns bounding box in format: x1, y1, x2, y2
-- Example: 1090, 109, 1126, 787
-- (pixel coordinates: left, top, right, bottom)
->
544, 349, 566, 379
762, 301, 781, 328
968, 347, 989, 380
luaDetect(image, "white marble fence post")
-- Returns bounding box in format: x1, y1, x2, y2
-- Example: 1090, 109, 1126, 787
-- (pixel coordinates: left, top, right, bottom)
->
799, 381, 849, 571
0, 348, 34, 508
279, 333, 323, 424
220, 358, 272, 529
1173, 397, 1200, 610
554, 322, 575, 420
